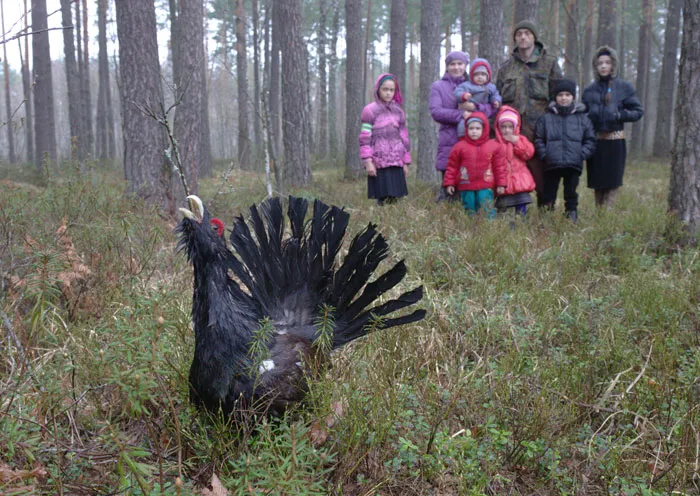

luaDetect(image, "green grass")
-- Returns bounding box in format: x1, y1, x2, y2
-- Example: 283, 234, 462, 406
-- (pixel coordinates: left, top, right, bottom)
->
0, 158, 698, 495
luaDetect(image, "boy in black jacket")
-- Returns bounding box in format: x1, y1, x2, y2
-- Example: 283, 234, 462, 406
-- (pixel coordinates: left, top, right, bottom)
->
535, 79, 597, 222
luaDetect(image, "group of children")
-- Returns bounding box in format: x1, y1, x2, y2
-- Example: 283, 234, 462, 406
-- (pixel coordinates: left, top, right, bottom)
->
359, 63, 596, 221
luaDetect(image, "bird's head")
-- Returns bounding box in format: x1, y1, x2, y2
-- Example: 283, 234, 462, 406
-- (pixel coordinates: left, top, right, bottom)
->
176, 195, 228, 264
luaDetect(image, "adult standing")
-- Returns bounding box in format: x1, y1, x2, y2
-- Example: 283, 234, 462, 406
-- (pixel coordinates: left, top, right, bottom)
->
429, 51, 470, 201
581, 46, 644, 207
495, 20, 562, 206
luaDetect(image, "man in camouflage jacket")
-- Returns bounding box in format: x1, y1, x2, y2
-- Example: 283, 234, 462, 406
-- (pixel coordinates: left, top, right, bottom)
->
496, 20, 563, 206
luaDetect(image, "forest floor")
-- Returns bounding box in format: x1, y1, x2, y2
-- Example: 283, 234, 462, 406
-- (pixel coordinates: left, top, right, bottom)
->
0, 158, 698, 495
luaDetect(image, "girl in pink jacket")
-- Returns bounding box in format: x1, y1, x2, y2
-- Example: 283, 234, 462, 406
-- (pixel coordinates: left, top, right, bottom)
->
493, 106, 536, 217
359, 73, 411, 205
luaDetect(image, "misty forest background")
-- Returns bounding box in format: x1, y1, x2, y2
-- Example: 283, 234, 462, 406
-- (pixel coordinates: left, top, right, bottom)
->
0, 0, 686, 191
0, 0, 699, 495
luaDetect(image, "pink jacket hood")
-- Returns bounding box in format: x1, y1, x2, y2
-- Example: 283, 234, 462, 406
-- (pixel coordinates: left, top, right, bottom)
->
374, 73, 403, 106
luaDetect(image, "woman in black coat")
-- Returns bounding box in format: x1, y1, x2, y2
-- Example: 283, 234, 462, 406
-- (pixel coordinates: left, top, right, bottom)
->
582, 46, 644, 207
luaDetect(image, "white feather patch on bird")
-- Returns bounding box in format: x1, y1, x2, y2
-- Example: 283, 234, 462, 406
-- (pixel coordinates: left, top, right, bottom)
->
295, 362, 302, 367
259, 359, 276, 374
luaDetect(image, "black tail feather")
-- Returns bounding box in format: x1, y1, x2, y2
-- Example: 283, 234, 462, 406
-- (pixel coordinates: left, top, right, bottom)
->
287, 196, 308, 240
260, 198, 285, 290
335, 231, 389, 311
380, 308, 428, 330
322, 205, 350, 274
339, 260, 408, 321
230, 215, 268, 303
307, 200, 329, 286
332, 285, 425, 347
330, 224, 388, 307
303, 201, 350, 295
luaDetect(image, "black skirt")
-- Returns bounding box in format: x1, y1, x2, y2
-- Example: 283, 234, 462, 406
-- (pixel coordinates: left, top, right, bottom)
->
368, 166, 408, 200
495, 191, 533, 209
587, 139, 627, 190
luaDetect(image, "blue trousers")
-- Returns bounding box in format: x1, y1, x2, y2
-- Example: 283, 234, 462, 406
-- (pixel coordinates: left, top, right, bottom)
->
460, 189, 496, 218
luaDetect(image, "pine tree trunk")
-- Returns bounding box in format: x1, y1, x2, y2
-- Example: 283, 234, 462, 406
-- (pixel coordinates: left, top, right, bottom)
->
235, 0, 251, 169
564, 0, 580, 83
270, 1, 282, 162
618, 0, 625, 78
22, 0, 33, 164
596, 0, 616, 48
389, 0, 407, 93
200, 12, 212, 177
74, 0, 86, 158
653, 0, 682, 158
279, 0, 312, 187
263, 1, 270, 91
173, 0, 205, 191
32, 0, 57, 168
642, 70, 655, 154
460, 0, 468, 53
363, 0, 373, 103
328, 0, 340, 160
81, 0, 93, 157
669, 0, 700, 238
417, 0, 441, 182
479, 0, 505, 69
445, 23, 452, 54
263, 0, 281, 189
1, 1, 15, 163
409, 23, 417, 107
470, 1, 477, 56
317, 0, 328, 158
305, 51, 315, 156
514, 0, 539, 23
631, 0, 653, 152
252, 0, 263, 160
169, 0, 180, 88
551, 0, 560, 51
115, 0, 173, 212
61, 0, 81, 160
345, 0, 364, 177
96, 0, 116, 160
583, 0, 594, 83
510, 3, 516, 47
74, 0, 92, 159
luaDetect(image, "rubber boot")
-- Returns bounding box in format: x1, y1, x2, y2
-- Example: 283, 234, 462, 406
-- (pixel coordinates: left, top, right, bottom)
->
565, 210, 578, 223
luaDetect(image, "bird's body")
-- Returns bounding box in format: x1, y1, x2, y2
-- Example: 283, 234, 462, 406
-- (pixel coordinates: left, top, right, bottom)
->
177, 195, 425, 416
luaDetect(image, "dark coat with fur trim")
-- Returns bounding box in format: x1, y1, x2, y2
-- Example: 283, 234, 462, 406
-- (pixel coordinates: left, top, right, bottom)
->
581, 46, 644, 133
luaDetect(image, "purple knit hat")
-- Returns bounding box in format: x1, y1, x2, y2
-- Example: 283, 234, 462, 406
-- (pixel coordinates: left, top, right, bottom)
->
445, 51, 469, 66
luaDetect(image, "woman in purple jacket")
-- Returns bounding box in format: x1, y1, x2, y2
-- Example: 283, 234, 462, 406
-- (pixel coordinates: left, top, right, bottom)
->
430, 51, 470, 201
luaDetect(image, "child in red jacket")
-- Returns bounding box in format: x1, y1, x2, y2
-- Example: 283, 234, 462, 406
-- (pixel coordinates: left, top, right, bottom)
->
494, 106, 536, 217
443, 112, 506, 217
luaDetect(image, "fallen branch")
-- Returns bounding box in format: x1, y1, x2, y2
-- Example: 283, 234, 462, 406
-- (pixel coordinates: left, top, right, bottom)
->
1, 310, 29, 378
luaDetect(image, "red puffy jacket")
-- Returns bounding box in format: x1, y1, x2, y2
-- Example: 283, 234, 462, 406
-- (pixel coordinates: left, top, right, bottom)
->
494, 106, 536, 196
443, 112, 506, 192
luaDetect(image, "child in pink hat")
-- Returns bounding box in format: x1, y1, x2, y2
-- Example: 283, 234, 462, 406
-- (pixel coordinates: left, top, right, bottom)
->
493, 106, 536, 217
